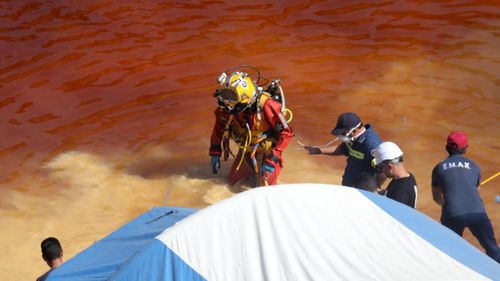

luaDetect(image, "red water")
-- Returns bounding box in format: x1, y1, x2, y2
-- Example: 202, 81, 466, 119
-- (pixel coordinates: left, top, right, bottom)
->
1, 1, 499, 279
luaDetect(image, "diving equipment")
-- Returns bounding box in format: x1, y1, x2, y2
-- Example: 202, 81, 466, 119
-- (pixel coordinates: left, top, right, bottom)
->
266, 79, 286, 113
213, 65, 292, 119
210, 65, 295, 185
215, 71, 257, 113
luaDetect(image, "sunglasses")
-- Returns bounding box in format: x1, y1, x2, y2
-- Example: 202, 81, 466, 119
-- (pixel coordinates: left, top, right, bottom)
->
375, 160, 393, 172
342, 123, 361, 137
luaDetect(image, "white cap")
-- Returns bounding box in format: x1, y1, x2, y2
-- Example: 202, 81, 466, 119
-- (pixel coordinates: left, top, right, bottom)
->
372, 141, 403, 166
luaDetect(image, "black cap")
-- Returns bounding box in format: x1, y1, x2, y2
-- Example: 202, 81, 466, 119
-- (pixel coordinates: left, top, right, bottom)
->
331, 112, 361, 135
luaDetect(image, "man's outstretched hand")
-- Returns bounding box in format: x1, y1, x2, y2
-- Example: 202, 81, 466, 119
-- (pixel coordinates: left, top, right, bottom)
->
303, 145, 321, 155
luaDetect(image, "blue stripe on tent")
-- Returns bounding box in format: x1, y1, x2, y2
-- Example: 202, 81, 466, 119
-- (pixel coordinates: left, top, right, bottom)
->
109, 239, 206, 281
47, 207, 196, 281
360, 190, 500, 279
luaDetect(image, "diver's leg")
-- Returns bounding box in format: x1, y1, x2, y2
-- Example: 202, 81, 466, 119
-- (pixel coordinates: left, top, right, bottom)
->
227, 151, 251, 186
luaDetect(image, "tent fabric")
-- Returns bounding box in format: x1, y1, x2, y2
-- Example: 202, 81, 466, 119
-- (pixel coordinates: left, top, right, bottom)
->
152, 184, 499, 281
109, 239, 205, 281
46, 206, 196, 281
48, 184, 500, 281
361, 190, 497, 276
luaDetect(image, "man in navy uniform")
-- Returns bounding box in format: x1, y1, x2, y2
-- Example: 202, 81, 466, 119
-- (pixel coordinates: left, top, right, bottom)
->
304, 112, 384, 188
432, 131, 500, 262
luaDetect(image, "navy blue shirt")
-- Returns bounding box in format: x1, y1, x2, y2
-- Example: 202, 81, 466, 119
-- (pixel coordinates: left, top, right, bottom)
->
340, 124, 381, 186
431, 154, 485, 219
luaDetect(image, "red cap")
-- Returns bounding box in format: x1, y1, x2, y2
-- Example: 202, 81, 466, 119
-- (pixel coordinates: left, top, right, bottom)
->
447, 131, 468, 149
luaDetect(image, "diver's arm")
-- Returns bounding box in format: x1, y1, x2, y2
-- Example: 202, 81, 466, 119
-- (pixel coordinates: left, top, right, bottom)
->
209, 108, 228, 156
262, 100, 294, 160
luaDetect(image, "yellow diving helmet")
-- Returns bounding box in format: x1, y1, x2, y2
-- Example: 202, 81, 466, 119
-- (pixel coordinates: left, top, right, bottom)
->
215, 71, 257, 113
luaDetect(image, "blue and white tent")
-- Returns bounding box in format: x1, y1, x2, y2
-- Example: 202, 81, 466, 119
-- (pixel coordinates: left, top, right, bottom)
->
47, 184, 500, 281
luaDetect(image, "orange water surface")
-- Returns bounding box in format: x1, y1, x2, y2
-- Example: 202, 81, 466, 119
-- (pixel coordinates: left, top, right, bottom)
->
0, 1, 499, 279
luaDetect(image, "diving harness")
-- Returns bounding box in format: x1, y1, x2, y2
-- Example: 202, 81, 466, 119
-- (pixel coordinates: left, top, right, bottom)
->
216, 66, 293, 174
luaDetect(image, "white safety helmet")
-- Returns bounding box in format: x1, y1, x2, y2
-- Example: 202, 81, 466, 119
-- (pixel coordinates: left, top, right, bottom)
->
372, 141, 403, 166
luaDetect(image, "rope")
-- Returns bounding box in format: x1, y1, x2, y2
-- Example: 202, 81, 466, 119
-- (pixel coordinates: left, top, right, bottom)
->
236, 123, 251, 171
297, 137, 339, 148
250, 134, 267, 173
283, 108, 293, 123
481, 171, 500, 186
163, 184, 175, 206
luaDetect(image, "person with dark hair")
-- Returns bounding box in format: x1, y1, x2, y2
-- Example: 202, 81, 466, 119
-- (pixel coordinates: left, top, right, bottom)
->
303, 112, 384, 188
37, 237, 63, 281
352, 172, 378, 193
373, 141, 418, 208
432, 131, 500, 262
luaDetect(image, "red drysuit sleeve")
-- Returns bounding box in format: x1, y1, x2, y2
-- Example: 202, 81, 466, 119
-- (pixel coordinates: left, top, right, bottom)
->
261, 99, 294, 161
209, 108, 230, 156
